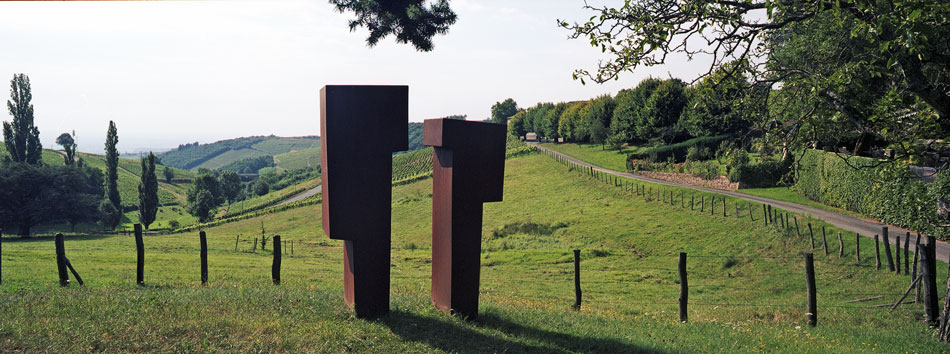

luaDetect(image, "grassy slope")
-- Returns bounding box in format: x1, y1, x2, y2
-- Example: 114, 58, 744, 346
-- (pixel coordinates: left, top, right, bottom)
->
251, 137, 319, 155
274, 147, 320, 172
196, 148, 270, 170
0, 153, 945, 353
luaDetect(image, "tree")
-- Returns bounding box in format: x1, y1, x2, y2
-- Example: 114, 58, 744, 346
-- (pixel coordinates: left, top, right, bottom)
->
219, 170, 242, 205
253, 179, 270, 196
138, 152, 159, 230
611, 78, 662, 144
56, 132, 77, 166
3, 74, 42, 165
507, 110, 526, 138
679, 61, 754, 138
582, 95, 616, 144
104, 121, 120, 215
639, 79, 687, 144
330, 0, 457, 52
187, 173, 223, 222
98, 200, 121, 230
558, 101, 589, 142
163, 165, 175, 183
561, 0, 950, 162
187, 189, 215, 223
541, 103, 568, 142
0, 162, 103, 236
491, 98, 519, 124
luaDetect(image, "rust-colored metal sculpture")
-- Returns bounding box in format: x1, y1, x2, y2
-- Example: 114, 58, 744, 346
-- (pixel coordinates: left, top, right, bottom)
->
321, 85, 408, 318
424, 118, 506, 319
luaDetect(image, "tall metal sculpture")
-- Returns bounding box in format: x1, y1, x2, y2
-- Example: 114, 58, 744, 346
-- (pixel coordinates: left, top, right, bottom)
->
321, 85, 408, 318
424, 118, 506, 319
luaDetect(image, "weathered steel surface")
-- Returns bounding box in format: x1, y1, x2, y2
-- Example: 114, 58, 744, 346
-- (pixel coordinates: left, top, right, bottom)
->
320, 85, 408, 318
424, 118, 506, 319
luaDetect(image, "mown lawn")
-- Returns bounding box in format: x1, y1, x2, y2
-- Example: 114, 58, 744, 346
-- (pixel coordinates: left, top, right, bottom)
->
0, 153, 945, 353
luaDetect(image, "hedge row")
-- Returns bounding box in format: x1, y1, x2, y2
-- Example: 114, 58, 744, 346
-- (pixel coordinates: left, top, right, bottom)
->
627, 135, 729, 166
795, 149, 947, 239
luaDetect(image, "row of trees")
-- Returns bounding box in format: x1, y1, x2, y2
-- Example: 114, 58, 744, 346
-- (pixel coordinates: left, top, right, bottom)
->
507, 65, 752, 147
0, 74, 166, 236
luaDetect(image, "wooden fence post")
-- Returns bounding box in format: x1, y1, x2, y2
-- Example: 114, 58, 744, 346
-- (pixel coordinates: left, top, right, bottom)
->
691, 195, 695, 210
794, 217, 801, 237
679, 252, 688, 323
875, 235, 881, 270
821, 227, 829, 256
805, 253, 817, 327
895, 236, 901, 274
762, 204, 768, 225
882, 227, 895, 271
200, 231, 208, 285
767, 205, 772, 224
808, 223, 815, 250
855, 232, 860, 263
253, 238, 258, 252
573, 249, 582, 310
904, 232, 910, 275
291, 240, 294, 255
55, 233, 69, 287
235, 235, 240, 252
710, 196, 715, 215
701, 196, 705, 212
913, 234, 921, 302
922, 236, 939, 326
722, 198, 726, 217
838, 232, 844, 257
735, 201, 739, 218
272, 235, 282, 285
749, 204, 754, 221
135, 224, 145, 285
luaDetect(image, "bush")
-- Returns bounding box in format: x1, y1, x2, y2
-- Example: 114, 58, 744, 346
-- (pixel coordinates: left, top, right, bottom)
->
795, 149, 946, 239
735, 160, 789, 187
627, 135, 728, 167
686, 160, 719, 180
685, 146, 712, 162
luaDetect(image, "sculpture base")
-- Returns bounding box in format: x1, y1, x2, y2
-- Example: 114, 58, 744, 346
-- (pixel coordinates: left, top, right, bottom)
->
343, 239, 391, 318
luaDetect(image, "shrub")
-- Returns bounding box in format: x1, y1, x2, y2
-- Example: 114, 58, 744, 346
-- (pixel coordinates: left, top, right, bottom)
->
687, 161, 719, 180
627, 135, 728, 166
735, 160, 789, 187
795, 149, 946, 239
168, 220, 180, 229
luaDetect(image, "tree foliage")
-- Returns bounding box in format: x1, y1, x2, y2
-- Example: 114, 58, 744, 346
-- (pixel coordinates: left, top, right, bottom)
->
104, 121, 120, 213
0, 161, 103, 236
329, 0, 457, 52
163, 166, 174, 183
219, 170, 242, 204
3, 74, 42, 165
187, 173, 223, 223
56, 132, 77, 166
137, 152, 158, 230
491, 98, 519, 124
561, 0, 950, 163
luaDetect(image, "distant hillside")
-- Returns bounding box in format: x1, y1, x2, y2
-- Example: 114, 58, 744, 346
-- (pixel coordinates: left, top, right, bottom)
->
158, 136, 320, 171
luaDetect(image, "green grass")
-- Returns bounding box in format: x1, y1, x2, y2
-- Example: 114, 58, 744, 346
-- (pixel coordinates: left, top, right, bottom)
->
274, 147, 320, 172
0, 153, 945, 352
738, 186, 866, 219
540, 143, 635, 171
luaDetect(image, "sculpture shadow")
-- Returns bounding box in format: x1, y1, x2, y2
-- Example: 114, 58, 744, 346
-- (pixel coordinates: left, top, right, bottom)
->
382, 309, 668, 353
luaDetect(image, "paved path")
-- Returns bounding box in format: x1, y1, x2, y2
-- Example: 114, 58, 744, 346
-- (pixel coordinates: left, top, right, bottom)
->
277, 184, 321, 206
533, 144, 950, 263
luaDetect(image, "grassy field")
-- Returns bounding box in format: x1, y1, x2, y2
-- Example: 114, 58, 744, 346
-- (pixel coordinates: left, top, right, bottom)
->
539, 142, 634, 171
274, 147, 320, 172
0, 153, 945, 352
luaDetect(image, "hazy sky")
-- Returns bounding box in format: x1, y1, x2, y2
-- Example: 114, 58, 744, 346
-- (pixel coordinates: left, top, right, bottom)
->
0, 0, 705, 153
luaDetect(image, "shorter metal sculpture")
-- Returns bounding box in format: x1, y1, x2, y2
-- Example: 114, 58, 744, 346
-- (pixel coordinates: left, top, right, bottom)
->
321, 85, 408, 318
424, 118, 506, 319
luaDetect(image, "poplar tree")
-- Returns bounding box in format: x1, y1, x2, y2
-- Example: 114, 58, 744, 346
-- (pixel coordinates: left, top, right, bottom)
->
138, 152, 158, 229
3, 74, 42, 164
103, 121, 121, 229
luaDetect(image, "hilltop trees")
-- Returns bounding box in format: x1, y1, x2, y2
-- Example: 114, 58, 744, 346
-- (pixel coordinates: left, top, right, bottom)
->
102, 121, 121, 229
138, 152, 158, 230
3, 74, 42, 164
56, 132, 77, 165
490, 98, 519, 124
